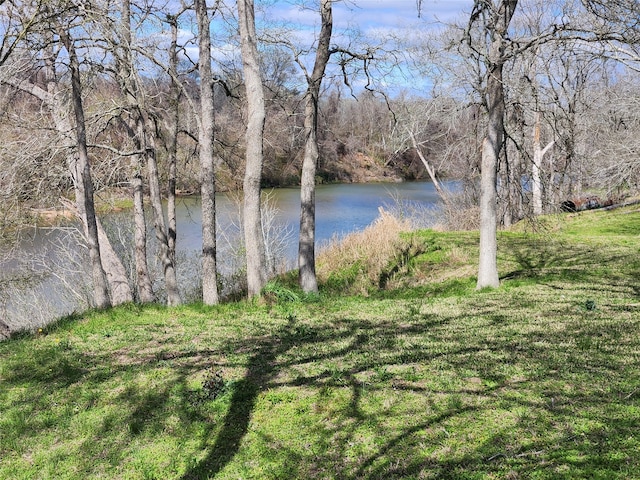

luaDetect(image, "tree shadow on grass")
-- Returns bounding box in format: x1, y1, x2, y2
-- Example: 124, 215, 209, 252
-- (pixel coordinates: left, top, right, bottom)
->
500, 236, 640, 293
177, 309, 497, 479
178, 331, 283, 479
2, 293, 640, 479
178, 316, 397, 479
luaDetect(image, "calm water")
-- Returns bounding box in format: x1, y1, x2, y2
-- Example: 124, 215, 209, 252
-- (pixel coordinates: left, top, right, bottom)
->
2, 181, 447, 327
176, 181, 445, 255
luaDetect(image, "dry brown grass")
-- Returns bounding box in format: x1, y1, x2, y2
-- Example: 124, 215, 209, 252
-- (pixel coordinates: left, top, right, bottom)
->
434, 203, 480, 231
316, 207, 413, 294
430, 189, 481, 231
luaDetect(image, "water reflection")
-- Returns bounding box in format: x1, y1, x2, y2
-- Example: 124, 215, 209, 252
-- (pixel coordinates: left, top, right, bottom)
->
2, 181, 448, 329
176, 181, 446, 259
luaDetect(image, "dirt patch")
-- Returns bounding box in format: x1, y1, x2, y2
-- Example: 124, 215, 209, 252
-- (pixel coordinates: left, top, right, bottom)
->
321, 152, 402, 184
31, 207, 75, 224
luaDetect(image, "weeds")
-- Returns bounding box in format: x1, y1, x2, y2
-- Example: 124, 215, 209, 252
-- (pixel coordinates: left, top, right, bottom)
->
317, 208, 413, 295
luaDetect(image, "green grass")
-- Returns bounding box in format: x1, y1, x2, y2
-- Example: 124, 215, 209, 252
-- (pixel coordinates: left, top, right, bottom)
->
2, 206, 640, 479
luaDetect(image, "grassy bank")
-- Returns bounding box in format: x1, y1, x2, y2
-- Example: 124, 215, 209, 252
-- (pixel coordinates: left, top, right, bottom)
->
1, 207, 640, 479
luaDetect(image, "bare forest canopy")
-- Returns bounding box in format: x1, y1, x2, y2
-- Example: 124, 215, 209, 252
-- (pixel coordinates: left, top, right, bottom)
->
0, 0, 639, 311
0, 1, 639, 213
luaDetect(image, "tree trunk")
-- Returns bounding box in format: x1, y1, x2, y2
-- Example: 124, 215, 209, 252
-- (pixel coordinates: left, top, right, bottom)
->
95, 216, 134, 304
298, 0, 332, 294
118, 0, 153, 304
532, 111, 554, 215
58, 196, 134, 306
408, 131, 448, 201
6, 32, 133, 306
476, 0, 518, 290
196, 0, 219, 304
112, 0, 178, 305
238, 0, 267, 297
500, 154, 512, 227
61, 31, 111, 308
477, 134, 500, 289
503, 148, 520, 227
132, 167, 154, 303
116, 117, 154, 304
166, 14, 179, 286
143, 121, 182, 306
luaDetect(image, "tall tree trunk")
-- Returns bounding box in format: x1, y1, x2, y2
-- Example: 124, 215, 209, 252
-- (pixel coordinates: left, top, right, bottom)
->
118, 0, 153, 303
500, 155, 511, 227
7, 35, 132, 306
532, 111, 554, 215
166, 14, 179, 282
298, 0, 332, 294
238, 0, 267, 297
111, 0, 179, 305
60, 31, 111, 308
115, 118, 154, 304
196, 0, 219, 304
95, 216, 133, 304
143, 120, 182, 306
113, 0, 180, 306
132, 166, 154, 302
476, 0, 518, 290
504, 146, 521, 227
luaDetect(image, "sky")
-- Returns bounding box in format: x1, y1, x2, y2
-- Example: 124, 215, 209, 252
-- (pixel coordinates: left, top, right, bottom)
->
269, 0, 476, 95
175, 0, 476, 96
269, 0, 474, 34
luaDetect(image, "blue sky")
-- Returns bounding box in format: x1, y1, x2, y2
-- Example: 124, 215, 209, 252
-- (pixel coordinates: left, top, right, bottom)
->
266, 0, 474, 39
332, 0, 473, 30
262, 0, 475, 93
179, 1, 475, 56
175, 0, 475, 95
167, 1, 475, 46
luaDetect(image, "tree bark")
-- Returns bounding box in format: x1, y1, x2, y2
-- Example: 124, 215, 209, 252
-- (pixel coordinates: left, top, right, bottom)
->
132, 167, 154, 303
60, 30, 111, 308
476, 0, 518, 290
166, 14, 179, 287
196, 0, 219, 304
94, 216, 134, 304
532, 111, 554, 215
238, 0, 267, 297
8, 47, 134, 306
110, 0, 179, 305
118, 0, 154, 303
144, 122, 182, 306
114, 3, 181, 306
298, 0, 333, 294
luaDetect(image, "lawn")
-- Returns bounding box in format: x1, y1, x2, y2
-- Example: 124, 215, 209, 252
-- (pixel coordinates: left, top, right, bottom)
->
1, 207, 639, 479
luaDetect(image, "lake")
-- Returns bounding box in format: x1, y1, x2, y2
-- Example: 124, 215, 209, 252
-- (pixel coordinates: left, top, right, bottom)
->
2, 181, 448, 329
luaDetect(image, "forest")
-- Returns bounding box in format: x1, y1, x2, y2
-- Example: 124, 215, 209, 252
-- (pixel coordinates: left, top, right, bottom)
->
0, 0, 639, 327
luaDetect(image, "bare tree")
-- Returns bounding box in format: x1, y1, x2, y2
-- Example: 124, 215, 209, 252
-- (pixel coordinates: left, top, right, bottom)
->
111, 0, 154, 303
165, 12, 180, 299
196, 0, 220, 304
297, 0, 333, 294
3, 5, 132, 308
110, 2, 182, 306
58, 21, 111, 308
385, 98, 456, 201
530, 111, 554, 214
237, 0, 267, 297
467, 0, 519, 289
